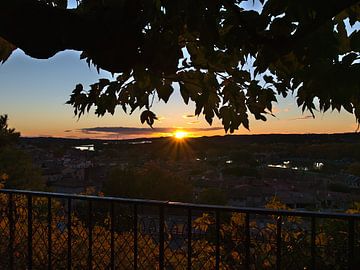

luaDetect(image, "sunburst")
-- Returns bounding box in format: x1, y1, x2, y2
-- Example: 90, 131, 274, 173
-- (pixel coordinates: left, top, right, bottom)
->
174, 130, 188, 140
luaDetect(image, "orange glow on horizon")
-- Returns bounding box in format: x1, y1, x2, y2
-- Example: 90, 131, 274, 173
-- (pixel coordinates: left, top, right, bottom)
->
173, 130, 189, 140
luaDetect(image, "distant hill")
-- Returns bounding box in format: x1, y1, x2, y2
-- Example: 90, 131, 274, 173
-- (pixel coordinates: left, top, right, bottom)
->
21, 132, 360, 147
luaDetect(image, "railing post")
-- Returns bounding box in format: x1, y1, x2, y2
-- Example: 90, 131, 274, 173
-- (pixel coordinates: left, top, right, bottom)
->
159, 206, 165, 270
88, 200, 93, 269
348, 218, 354, 270
187, 208, 192, 270
311, 217, 316, 270
27, 195, 33, 270
8, 193, 14, 270
67, 198, 72, 270
110, 201, 115, 270
215, 211, 220, 270
134, 204, 138, 270
276, 216, 282, 270
245, 213, 250, 270
47, 197, 52, 270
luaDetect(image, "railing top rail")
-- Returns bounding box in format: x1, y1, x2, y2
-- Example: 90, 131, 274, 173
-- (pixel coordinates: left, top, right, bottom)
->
1, 189, 360, 220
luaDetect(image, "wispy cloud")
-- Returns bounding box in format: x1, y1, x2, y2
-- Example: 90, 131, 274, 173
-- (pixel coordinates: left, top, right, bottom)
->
288, 115, 313, 121
64, 130, 72, 133
80, 126, 223, 136
81, 127, 170, 135
37, 134, 53, 138
187, 121, 200, 125
182, 114, 196, 118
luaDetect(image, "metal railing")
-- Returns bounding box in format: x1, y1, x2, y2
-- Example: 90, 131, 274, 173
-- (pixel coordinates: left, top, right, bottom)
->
0, 189, 359, 269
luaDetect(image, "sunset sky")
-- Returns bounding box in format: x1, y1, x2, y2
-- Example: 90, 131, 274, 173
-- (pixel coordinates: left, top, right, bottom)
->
0, 1, 358, 140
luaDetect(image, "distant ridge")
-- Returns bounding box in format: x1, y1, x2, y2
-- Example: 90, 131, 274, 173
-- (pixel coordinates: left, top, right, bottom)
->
21, 132, 359, 145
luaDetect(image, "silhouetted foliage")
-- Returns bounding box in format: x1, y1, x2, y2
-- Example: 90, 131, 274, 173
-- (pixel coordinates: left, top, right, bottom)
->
103, 163, 193, 202
0, 114, 45, 189
328, 182, 351, 193
347, 162, 360, 176
222, 165, 258, 177
0, 147, 45, 190
0, 114, 20, 147
1, 1, 359, 131
197, 187, 227, 205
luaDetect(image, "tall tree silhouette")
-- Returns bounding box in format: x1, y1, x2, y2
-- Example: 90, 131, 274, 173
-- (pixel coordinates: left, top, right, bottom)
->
0, 115, 20, 147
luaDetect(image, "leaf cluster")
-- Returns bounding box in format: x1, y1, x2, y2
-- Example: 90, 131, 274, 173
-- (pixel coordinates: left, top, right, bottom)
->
1, 0, 359, 131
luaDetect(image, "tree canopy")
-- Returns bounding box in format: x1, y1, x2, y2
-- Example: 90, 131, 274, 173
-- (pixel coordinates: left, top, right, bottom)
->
0, 114, 44, 189
103, 163, 193, 201
1, 0, 359, 132
0, 114, 20, 147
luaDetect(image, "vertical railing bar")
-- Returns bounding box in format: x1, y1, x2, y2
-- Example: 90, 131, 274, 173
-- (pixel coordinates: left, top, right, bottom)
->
276, 216, 282, 270
88, 200, 93, 269
47, 197, 52, 270
348, 218, 354, 270
311, 217, 316, 270
67, 198, 72, 270
134, 204, 138, 270
110, 201, 115, 270
187, 208, 192, 270
159, 206, 165, 270
27, 194, 33, 270
8, 193, 14, 270
215, 211, 220, 270
245, 213, 250, 270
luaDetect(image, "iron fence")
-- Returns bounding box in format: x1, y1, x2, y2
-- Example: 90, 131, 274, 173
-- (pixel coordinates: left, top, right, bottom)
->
0, 189, 359, 269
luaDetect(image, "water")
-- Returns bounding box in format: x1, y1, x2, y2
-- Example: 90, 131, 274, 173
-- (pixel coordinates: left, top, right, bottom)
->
74, 144, 95, 151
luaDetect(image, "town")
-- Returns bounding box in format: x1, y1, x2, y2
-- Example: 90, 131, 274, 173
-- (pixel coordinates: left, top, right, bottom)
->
15, 133, 360, 212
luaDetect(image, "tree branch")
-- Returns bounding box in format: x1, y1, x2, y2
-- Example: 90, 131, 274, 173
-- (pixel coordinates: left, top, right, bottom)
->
0, 0, 141, 72
0, 0, 88, 58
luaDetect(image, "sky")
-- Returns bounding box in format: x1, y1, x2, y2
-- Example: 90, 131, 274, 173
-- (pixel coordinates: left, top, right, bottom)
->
0, 1, 358, 140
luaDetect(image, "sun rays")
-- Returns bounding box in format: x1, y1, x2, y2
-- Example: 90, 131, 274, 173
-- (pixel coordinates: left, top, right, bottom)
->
173, 130, 188, 140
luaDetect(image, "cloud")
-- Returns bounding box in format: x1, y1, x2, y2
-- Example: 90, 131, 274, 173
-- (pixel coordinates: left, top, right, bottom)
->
64, 130, 72, 133
80, 126, 223, 136
187, 121, 200, 125
288, 115, 313, 121
37, 134, 53, 138
81, 127, 170, 135
182, 114, 196, 118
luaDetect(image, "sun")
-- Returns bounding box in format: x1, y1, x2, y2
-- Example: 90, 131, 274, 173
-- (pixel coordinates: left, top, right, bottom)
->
174, 130, 188, 140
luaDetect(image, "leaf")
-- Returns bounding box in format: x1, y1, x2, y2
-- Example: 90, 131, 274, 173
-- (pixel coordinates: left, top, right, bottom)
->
179, 83, 190, 105
154, 0, 161, 10
98, 78, 110, 89
342, 52, 358, 66
350, 30, 360, 51
157, 83, 174, 103
263, 75, 274, 84
140, 110, 158, 127
219, 106, 231, 132
241, 114, 250, 130
55, 0, 67, 9
336, 20, 350, 54
203, 104, 214, 125
343, 103, 353, 114
0, 37, 16, 64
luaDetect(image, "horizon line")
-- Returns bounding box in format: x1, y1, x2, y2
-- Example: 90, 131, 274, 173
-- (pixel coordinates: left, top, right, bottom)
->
21, 131, 359, 142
